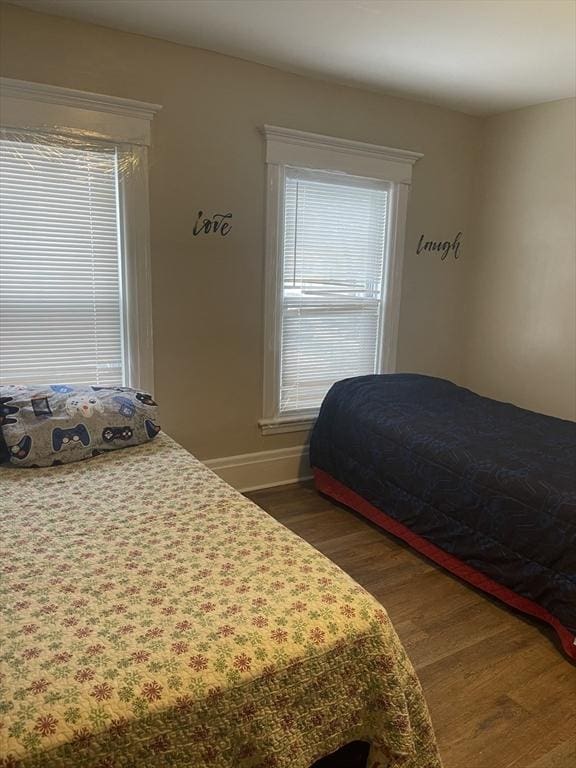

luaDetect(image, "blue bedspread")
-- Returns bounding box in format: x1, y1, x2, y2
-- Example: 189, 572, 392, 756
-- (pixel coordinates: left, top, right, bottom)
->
310, 374, 576, 651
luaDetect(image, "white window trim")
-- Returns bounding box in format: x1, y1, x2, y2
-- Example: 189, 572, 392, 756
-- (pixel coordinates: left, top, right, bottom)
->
0, 77, 161, 393
259, 125, 422, 436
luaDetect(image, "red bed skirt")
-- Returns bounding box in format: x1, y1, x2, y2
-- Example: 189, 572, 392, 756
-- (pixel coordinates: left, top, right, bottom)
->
313, 467, 576, 662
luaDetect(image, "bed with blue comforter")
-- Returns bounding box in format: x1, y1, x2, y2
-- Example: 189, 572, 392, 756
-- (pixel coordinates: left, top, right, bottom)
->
310, 374, 576, 660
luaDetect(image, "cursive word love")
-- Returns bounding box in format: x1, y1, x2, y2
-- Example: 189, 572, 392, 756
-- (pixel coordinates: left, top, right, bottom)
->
417, 231, 462, 260
193, 210, 233, 237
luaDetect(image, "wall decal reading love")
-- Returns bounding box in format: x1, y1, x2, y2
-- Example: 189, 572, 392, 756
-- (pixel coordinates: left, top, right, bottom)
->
417, 231, 462, 260
193, 210, 233, 237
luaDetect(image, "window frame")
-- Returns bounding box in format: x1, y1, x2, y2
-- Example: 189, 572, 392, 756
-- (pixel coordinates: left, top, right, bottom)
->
259, 125, 422, 435
0, 77, 161, 393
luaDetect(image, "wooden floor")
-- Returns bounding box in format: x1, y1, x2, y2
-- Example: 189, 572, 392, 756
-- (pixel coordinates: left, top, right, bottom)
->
246, 482, 576, 768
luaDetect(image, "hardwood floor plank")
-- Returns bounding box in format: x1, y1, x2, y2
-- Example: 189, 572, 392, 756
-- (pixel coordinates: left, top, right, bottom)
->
525, 738, 576, 768
246, 482, 576, 768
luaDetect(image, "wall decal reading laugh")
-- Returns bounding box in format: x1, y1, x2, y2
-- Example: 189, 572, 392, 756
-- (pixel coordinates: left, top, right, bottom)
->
193, 210, 233, 237
417, 231, 462, 260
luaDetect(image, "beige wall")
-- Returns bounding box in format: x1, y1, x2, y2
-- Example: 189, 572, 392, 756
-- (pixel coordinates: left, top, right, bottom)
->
1, 5, 573, 456
463, 98, 576, 421
0, 3, 482, 458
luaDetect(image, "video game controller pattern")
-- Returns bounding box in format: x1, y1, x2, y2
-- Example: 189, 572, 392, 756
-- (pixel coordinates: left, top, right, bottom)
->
0, 385, 160, 467
136, 392, 158, 407
1, 396, 19, 427
8, 435, 32, 461
102, 426, 133, 443
52, 425, 91, 452
113, 396, 136, 419
145, 420, 161, 439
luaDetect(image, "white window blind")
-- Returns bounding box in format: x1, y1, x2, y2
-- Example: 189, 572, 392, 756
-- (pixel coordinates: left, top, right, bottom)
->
0, 136, 125, 386
280, 168, 389, 414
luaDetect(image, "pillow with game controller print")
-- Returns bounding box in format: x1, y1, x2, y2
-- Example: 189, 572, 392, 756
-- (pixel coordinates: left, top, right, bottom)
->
0, 384, 161, 468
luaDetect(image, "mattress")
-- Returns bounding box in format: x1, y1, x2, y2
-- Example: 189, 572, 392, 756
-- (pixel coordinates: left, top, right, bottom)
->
0, 433, 441, 768
310, 374, 576, 660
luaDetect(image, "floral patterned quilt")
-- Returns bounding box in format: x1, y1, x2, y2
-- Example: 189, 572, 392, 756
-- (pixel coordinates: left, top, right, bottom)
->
0, 434, 441, 768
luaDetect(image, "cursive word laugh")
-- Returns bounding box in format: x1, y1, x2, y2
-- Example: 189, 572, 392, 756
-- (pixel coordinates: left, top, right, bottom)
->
417, 231, 462, 260
193, 210, 233, 237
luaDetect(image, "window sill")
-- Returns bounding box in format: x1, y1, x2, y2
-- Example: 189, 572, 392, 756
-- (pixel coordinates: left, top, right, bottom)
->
258, 416, 317, 436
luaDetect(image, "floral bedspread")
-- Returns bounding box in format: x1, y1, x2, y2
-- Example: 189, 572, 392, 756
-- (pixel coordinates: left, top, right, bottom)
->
0, 434, 442, 768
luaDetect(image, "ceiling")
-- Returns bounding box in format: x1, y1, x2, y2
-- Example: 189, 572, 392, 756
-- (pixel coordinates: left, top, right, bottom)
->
8, 0, 576, 115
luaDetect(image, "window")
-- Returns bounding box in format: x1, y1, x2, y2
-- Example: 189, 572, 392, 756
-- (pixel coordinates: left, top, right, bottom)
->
281, 168, 389, 414
0, 138, 124, 386
261, 125, 422, 434
0, 78, 160, 390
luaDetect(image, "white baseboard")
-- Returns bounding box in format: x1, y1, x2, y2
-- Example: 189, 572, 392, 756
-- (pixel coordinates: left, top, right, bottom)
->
204, 444, 311, 492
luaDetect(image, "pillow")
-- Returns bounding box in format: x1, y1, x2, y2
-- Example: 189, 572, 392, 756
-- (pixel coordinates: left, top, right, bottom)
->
0, 384, 161, 468
0, 398, 12, 463
0, 431, 8, 464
